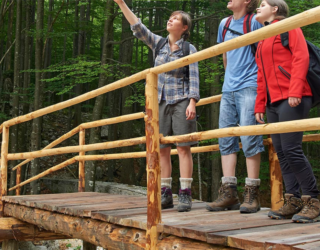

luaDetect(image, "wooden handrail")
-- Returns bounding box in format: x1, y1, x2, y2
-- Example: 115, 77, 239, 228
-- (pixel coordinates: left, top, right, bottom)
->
160, 118, 320, 144
12, 112, 146, 171
3, 70, 149, 128
196, 94, 222, 107
9, 158, 77, 191
7, 134, 320, 192
7, 137, 146, 160
150, 6, 320, 76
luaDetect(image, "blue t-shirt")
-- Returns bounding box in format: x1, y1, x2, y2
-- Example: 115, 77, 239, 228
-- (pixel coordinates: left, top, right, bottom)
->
217, 15, 263, 92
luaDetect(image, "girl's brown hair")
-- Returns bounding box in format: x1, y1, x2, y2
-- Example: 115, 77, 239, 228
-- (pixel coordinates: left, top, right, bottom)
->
264, 0, 289, 20
170, 11, 192, 41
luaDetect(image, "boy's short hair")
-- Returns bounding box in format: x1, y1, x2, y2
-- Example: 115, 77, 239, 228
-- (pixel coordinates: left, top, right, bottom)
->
247, 0, 260, 14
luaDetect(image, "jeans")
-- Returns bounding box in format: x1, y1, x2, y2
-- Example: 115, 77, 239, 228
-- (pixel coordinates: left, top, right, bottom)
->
266, 97, 319, 198
219, 87, 264, 158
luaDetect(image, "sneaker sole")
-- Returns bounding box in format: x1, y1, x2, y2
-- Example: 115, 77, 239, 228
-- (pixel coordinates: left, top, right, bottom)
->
268, 214, 292, 220
292, 215, 320, 223
206, 203, 240, 212
162, 204, 174, 209
177, 207, 191, 212
240, 207, 261, 214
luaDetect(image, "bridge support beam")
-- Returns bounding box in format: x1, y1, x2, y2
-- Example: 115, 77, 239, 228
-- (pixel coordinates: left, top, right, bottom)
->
0, 217, 70, 242
3, 203, 235, 250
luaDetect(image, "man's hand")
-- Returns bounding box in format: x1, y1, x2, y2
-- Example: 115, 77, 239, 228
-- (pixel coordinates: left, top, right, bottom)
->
186, 99, 196, 120
288, 97, 301, 107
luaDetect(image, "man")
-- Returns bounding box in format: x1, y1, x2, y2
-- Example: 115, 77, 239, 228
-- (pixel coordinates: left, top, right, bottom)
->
206, 0, 264, 213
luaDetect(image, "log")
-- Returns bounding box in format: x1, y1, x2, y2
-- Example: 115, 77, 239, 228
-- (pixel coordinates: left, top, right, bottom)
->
12, 113, 145, 172
145, 73, 161, 250
3, 203, 234, 250
15, 167, 21, 196
0, 217, 69, 241
269, 142, 283, 210
1, 125, 9, 217
5, 69, 150, 128
150, 7, 320, 76
196, 95, 222, 107
12, 126, 80, 171
78, 129, 85, 192
160, 118, 320, 145
80, 112, 145, 129
9, 158, 77, 191
7, 136, 146, 160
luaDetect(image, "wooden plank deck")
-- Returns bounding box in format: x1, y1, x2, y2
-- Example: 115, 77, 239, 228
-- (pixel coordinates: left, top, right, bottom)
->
3, 192, 320, 250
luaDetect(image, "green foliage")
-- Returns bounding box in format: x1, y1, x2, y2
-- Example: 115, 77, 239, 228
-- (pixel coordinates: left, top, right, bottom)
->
125, 81, 146, 107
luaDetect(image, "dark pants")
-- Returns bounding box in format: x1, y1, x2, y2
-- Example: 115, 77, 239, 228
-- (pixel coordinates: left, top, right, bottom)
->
266, 97, 319, 198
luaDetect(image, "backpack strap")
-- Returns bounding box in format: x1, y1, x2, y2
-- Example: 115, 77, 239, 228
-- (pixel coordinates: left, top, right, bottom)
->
243, 13, 254, 34
244, 13, 257, 55
153, 37, 167, 66
222, 16, 233, 42
280, 32, 289, 47
182, 41, 190, 80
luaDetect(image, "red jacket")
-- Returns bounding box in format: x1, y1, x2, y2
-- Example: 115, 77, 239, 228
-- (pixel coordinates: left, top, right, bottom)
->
254, 20, 312, 114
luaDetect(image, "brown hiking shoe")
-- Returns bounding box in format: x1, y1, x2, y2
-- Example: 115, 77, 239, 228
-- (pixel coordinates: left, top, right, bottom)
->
292, 195, 320, 223
240, 185, 261, 213
206, 183, 240, 211
268, 194, 303, 220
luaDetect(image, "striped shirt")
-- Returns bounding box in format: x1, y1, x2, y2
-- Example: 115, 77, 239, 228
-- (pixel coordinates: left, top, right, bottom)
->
131, 19, 200, 105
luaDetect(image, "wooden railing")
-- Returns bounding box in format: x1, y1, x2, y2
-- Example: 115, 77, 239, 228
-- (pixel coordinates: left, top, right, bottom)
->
1, 6, 320, 249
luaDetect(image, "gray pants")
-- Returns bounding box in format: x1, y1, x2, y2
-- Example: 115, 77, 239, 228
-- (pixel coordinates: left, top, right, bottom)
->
159, 99, 198, 149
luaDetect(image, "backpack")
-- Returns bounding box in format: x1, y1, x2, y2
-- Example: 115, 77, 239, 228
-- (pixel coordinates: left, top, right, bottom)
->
222, 13, 257, 55
154, 37, 190, 83
280, 33, 320, 107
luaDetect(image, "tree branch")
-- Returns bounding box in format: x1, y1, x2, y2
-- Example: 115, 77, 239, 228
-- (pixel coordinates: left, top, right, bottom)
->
42, 0, 67, 66
0, 39, 15, 66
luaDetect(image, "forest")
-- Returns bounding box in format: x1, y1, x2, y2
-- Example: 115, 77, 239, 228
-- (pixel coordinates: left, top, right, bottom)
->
0, 0, 319, 206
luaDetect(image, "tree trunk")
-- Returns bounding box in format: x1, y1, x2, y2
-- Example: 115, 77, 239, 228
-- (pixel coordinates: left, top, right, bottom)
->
19, 0, 33, 195
0, 2, 14, 124
74, 0, 85, 127
208, 1, 222, 201
85, 0, 114, 192
8, 0, 22, 196
119, 0, 135, 185
30, 0, 44, 195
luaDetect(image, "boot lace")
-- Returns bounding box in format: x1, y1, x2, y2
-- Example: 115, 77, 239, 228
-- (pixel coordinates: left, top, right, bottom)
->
301, 200, 315, 214
243, 186, 256, 204
216, 184, 229, 202
179, 191, 191, 204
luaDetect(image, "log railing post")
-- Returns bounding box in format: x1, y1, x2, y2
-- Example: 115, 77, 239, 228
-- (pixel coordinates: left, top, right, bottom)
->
78, 129, 85, 192
0, 125, 9, 217
16, 167, 21, 196
268, 137, 284, 210
145, 72, 161, 250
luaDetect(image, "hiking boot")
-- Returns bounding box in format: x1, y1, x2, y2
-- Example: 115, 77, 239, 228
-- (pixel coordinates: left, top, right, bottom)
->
268, 194, 303, 220
161, 187, 174, 209
292, 195, 320, 223
206, 183, 240, 211
240, 185, 261, 213
177, 188, 192, 212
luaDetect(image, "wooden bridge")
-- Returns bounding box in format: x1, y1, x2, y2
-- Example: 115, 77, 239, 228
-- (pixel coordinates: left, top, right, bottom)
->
1, 6, 320, 250
2, 192, 320, 249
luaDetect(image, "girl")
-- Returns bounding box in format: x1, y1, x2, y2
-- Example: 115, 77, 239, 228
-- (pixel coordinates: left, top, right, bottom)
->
255, 0, 320, 223
113, 0, 200, 212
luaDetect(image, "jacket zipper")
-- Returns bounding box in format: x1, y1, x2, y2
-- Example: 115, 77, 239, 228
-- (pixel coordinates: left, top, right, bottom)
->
259, 41, 269, 106
278, 66, 291, 80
